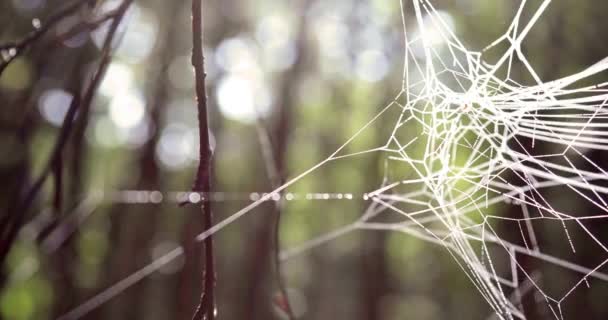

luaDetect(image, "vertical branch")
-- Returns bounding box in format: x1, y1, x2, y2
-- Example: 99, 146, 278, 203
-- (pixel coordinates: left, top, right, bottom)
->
190, 0, 215, 320
243, 1, 313, 318
268, 2, 313, 317
251, 121, 295, 320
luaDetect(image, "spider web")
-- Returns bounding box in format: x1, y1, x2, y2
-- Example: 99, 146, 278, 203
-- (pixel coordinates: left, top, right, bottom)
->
60, 0, 608, 319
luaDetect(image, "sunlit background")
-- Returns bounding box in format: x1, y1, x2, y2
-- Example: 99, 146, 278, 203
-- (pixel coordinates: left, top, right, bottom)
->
1, 0, 608, 319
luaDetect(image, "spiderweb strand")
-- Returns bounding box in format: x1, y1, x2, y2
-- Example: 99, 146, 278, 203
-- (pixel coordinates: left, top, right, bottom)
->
57, 247, 184, 320
61, 1, 608, 319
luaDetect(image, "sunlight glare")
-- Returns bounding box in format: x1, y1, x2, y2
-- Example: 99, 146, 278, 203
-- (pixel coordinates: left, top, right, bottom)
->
109, 91, 145, 129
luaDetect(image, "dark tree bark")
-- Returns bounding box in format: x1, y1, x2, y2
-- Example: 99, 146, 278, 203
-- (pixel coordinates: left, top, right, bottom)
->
189, 1, 216, 319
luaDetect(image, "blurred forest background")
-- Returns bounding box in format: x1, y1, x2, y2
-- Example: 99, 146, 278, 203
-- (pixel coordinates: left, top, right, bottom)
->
1, 0, 608, 319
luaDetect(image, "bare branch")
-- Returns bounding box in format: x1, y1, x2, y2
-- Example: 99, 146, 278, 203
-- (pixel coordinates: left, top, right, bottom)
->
0, 0, 92, 75
0, 0, 133, 275
190, 0, 216, 319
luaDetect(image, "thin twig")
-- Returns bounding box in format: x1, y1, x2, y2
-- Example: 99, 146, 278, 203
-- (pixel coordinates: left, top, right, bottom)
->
0, 0, 133, 274
190, 0, 216, 319
0, 0, 91, 75
253, 121, 296, 319
54, 8, 125, 45
264, 1, 314, 316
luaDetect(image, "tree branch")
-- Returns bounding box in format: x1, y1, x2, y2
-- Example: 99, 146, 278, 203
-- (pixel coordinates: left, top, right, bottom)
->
190, 0, 216, 319
0, 0, 133, 275
0, 0, 91, 75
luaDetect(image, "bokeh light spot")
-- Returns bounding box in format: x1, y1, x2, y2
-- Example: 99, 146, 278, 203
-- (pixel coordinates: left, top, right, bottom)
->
38, 89, 73, 127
